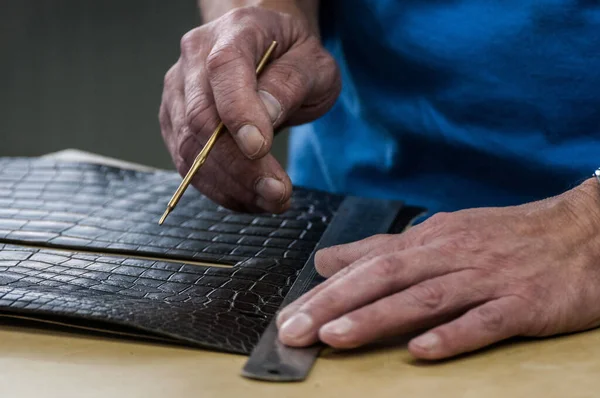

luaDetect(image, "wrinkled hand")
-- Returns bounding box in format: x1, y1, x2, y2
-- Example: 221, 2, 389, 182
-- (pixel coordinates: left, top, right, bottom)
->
276, 180, 600, 360
159, 6, 340, 213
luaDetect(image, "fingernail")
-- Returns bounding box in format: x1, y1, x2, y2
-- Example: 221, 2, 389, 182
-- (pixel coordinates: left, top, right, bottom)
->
279, 313, 313, 340
258, 90, 281, 122
255, 177, 285, 202
236, 125, 265, 158
321, 317, 354, 336
412, 333, 440, 351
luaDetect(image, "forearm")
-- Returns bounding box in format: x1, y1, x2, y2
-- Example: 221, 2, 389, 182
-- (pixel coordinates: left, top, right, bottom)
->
198, 0, 320, 34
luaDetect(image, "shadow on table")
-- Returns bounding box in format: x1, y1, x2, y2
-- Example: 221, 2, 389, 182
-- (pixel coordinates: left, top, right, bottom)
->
0, 316, 228, 363
319, 331, 577, 367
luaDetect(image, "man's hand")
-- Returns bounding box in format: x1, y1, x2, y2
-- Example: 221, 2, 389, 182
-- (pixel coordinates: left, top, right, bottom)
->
276, 179, 600, 360
159, 4, 340, 213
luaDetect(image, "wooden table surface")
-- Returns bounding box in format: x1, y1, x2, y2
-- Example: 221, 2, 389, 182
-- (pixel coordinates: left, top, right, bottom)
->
1, 324, 599, 398
1, 150, 598, 397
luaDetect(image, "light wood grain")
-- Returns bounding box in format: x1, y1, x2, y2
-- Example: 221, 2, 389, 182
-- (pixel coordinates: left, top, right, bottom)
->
1, 324, 599, 398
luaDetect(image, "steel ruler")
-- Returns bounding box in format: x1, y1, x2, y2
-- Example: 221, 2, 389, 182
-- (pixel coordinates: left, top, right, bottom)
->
241, 196, 425, 381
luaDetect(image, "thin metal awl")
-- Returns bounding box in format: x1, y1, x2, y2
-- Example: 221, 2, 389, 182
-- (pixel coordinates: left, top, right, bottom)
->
159, 40, 278, 225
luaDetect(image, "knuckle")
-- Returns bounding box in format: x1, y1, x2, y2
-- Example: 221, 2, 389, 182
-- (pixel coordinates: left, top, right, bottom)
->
215, 92, 246, 119
206, 44, 244, 76
158, 103, 167, 122
305, 35, 323, 51
329, 68, 342, 97
348, 234, 387, 250
427, 212, 452, 227
313, 290, 345, 313
417, 211, 458, 244
158, 105, 170, 135
267, 63, 310, 104
180, 28, 201, 56
321, 51, 340, 76
311, 40, 339, 76
475, 305, 505, 333
185, 95, 215, 133
236, 22, 263, 40
322, 63, 342, 98
227, 6, 257, 24
408, 283, 445, 310
314, 243, 357, 276
371, 255, 400, 279
482, 247, 514, 270
176, 133, 196, 164
368, 301, 397, 327
364, 233, 389, 243
314, 247, 334, 269
163, 64, 178, 88
225, 6, 273, 30
439, 231, 482, 254
222, 9, 265, 44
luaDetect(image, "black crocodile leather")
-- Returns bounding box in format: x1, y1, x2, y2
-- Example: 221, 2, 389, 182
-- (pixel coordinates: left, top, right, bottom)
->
0, 244, 303, 353
0, 158, 345, 354
0, 159, 340, 264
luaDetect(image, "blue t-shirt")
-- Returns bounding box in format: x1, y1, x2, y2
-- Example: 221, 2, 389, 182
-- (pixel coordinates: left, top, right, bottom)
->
287, 0, 600, 217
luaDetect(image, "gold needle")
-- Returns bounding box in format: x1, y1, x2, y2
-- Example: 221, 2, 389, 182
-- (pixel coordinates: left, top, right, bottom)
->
159, 40, 278, 225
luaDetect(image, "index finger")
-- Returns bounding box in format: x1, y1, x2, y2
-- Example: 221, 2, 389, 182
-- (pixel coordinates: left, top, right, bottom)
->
206, 36, 276, 160
277, 248, 451, 347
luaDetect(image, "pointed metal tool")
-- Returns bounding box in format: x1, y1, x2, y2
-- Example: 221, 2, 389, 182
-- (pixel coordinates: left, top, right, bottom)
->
159, 40, 278, 225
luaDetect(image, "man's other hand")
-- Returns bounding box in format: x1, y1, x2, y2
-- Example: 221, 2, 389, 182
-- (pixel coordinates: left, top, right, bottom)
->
276, 179, 600, 360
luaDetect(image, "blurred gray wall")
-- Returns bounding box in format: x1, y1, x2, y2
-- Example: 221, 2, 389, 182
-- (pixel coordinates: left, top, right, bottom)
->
1, 0, 289, 169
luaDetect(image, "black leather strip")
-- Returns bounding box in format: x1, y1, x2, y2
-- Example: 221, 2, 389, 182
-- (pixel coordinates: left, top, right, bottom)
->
242, 196, 407, 381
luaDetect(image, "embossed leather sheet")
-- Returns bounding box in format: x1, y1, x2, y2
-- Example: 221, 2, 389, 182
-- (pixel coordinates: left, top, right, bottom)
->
0, 158, 411, 354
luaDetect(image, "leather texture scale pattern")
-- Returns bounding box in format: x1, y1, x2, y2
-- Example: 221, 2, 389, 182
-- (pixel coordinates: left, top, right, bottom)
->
0, 158, 410, 355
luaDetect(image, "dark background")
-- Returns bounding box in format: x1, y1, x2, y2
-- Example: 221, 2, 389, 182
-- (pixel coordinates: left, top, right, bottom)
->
1, 0, 290, 169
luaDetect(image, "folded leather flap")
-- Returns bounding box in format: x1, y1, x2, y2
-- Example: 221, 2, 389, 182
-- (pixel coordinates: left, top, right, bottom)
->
0, 158, 343, 266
